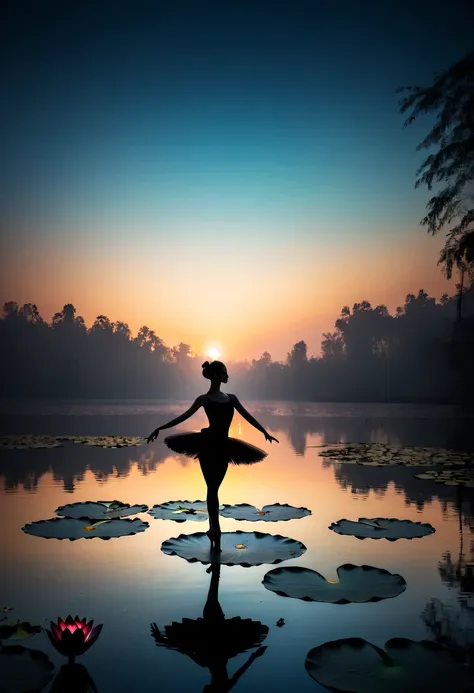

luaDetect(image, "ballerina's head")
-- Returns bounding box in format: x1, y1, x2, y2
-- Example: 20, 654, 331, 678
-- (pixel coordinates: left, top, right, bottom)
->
202, 360, 229, 384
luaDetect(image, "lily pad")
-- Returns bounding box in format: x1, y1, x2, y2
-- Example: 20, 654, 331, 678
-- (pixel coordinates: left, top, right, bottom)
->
0, 434, 62, 450
329, 518, 435, 540
148, 501, 209, 522
161, 531, 306, 567
219, 503, 311, 522
319, 443, 472, 467
414, 469, 474, 487
305, 637, 473, 692
0, 645, 55, 693
22, 516, 149, 540
0, 621, 41, 641
55, 500, 148, 519
149, 501, 219, 522
0, 434, 146, 449
66, 435, 145, 448
262, 564, 406, 603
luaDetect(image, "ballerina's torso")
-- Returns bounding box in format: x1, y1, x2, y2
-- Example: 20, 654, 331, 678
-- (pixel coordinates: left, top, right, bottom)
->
202, 394, 235, 436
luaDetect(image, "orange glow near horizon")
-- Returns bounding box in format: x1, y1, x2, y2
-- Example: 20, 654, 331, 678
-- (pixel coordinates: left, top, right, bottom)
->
1, 227, 453, 361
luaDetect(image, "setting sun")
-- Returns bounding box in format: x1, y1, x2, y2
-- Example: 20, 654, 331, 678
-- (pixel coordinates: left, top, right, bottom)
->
207, 347, 221, 361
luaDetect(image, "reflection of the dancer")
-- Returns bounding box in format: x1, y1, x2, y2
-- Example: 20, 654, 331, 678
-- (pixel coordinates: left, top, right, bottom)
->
151, 563, 268, 692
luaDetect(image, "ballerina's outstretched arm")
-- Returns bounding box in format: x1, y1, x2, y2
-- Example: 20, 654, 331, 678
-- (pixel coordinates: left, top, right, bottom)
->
230, 395, 279, 443
146, 395, 205, 443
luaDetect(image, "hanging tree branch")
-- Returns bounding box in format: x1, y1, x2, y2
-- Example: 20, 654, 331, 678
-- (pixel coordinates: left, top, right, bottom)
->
397, 50, 474, 236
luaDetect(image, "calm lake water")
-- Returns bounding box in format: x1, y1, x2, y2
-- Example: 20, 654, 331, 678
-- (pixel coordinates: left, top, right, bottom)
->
1, 401, 474, 693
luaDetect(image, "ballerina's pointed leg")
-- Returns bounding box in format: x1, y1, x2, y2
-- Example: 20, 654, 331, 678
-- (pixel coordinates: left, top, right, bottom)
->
199, 456, 228, 554
206, 528, 222, 553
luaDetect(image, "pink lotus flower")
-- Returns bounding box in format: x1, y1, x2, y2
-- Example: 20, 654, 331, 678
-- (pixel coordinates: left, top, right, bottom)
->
46, 616, 103, 659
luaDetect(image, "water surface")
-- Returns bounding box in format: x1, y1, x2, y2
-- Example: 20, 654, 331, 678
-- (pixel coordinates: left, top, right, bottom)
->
1, 402, 473, 692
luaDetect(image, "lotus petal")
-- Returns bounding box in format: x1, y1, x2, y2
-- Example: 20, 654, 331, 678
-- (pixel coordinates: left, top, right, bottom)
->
161, 531, 306, 566
22, 517, 149, 540
85, 624, 103, 648
55, 501, 148, 520
46, 617, 102, 657
219, 503, 311, 522
305, 637, 473, 692
81, 620, 93, 639
329, 518, 435, 540
319, 443, 472, 467
149, 501, 213, 522
414, 469, 474, 487
262, 564, 406, 603
0, 645, 54, 693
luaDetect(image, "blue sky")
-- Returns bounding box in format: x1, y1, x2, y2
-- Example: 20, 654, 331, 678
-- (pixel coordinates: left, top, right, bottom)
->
1, 0, 473, 358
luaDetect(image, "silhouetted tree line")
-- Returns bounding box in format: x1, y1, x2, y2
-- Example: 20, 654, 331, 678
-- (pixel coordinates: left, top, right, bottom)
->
1, 283, 473, 403
244, 286, 473, 403
0, 302, 197, 399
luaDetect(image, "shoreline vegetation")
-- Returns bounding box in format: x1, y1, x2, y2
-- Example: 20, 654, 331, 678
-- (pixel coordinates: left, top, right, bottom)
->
1, 284, 473, 405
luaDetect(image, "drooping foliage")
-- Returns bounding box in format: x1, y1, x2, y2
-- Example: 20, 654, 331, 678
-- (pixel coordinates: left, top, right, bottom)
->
399, 51, 474, 293
398, 50, 474, 234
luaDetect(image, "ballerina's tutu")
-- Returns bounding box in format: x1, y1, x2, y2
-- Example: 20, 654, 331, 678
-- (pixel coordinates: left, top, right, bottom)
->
164, 428, 267, 465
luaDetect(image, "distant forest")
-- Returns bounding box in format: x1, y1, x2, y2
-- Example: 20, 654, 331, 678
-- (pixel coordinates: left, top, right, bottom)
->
1, 283, 473, 404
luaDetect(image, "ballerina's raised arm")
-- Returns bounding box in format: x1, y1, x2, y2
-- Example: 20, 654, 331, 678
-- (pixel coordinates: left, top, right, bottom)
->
230, 394, 279, 444
146, 395, 206, 443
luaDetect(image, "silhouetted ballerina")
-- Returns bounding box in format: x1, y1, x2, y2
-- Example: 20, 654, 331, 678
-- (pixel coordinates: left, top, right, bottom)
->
147, 360, 279, 552
151, 563, 268, 693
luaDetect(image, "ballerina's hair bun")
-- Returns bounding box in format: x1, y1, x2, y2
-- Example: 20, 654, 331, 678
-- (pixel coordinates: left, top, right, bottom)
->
202, 361, 210, 368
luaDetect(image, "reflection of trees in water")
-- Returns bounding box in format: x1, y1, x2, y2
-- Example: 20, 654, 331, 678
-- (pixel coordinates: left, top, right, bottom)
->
439, 488, 474, 593
0, 409, 195, 493
265, 411, 474, 457
422, 597, 474, 662
330, 462, 474, 517
264, 412, 474, 513
0, 445, 172, 493
422, 495, 474, 661
1, 406, 473, 495
423, 491, 474, 661
439, 552, 474, 594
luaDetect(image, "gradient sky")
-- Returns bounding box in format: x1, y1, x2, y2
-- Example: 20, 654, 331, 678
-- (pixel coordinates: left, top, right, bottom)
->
1, 0, 473, 360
